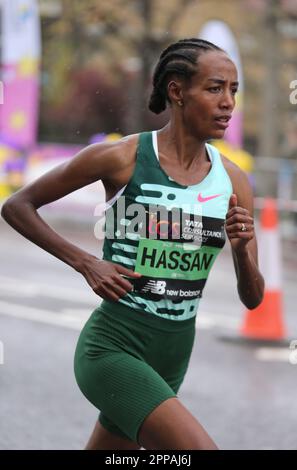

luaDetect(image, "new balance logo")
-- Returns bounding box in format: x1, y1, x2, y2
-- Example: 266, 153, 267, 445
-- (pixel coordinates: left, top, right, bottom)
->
142, 280, 166, 295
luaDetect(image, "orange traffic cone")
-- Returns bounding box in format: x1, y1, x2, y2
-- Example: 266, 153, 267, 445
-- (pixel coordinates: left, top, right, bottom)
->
239, 198, 287, 343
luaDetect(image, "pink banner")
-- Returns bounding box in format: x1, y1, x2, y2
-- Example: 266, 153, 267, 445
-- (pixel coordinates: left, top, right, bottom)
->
225, 110, 243, 149
1, 63, 39, 148
0, 0, 41, 149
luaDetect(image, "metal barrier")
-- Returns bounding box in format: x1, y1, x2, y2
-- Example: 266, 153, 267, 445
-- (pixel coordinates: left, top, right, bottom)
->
253, 157, 297, 243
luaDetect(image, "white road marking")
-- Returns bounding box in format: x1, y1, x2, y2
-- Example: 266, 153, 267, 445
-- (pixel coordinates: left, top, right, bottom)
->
0, 297, 240, 334
1, 299, 291, 365
0, 298, 292, 364
60, 308, 92, 317
0, 275, 96, 304
255, 348, 291, 363
0, 278, 39, 296
196, 313, 240, 330
0, 274, 242, 331
0, 300, 90, 330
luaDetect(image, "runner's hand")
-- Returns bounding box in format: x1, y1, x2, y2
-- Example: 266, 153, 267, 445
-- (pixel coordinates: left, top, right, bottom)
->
225, 194, 254, 253
78, 256, 142, 302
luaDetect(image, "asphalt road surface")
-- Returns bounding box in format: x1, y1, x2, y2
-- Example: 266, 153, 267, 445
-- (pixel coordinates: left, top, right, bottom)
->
0, 218, 296, 450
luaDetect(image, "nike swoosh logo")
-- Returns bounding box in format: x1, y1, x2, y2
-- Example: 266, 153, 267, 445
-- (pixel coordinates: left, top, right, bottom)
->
197, 193, 221, 203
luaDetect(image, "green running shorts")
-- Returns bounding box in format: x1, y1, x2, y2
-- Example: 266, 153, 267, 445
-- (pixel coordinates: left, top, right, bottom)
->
74, 299, 196, 443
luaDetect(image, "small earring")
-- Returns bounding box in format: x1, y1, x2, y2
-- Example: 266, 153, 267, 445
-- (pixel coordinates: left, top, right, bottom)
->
178, 100, 183, 107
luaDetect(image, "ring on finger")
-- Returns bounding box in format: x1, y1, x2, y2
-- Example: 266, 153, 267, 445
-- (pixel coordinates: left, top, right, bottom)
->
241, 223, 247, 232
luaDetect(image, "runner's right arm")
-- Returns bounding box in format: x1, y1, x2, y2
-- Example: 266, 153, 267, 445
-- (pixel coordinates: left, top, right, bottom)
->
1, 140, 141, 301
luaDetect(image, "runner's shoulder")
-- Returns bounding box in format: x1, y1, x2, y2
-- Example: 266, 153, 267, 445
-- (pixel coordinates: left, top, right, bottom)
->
89, 133, 139, 173
220, 153, 251, 190
220, 153, 254, 210
68, 133, 140, 182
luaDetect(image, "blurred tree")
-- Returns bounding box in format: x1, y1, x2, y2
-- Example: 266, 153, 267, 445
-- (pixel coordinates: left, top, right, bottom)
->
39, 0, 197, 142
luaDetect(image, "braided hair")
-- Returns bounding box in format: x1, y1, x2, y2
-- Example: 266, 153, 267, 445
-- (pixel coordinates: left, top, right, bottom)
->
148, 38, 223, 114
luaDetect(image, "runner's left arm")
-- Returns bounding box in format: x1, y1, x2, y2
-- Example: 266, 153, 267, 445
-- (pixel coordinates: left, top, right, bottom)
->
225, 164, 264, 309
